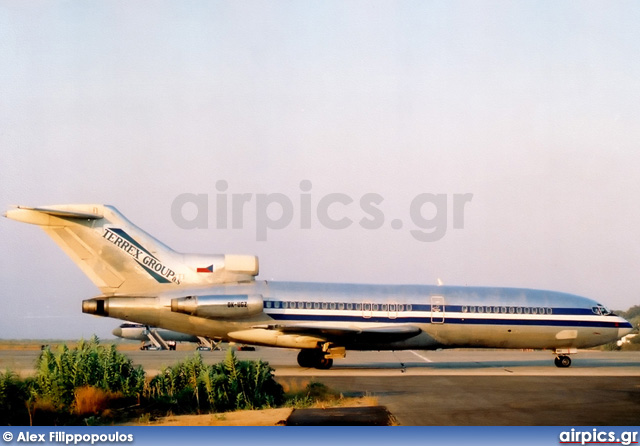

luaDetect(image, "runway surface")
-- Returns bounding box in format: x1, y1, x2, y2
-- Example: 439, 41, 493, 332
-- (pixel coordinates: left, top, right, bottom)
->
2, 347, 639, 425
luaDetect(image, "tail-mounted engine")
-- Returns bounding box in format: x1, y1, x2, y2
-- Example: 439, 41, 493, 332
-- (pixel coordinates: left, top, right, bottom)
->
171, 294, 263, 319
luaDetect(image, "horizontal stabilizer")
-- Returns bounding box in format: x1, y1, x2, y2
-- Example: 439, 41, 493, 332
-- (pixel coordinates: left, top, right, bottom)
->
6, 205, 103, 222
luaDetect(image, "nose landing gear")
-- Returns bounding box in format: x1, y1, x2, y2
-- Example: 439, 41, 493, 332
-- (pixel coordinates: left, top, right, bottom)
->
553, 348, 576, 368
554, 355, 572, 368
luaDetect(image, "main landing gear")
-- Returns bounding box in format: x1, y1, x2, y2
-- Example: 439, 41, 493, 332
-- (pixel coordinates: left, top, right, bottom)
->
297, 343, 346, 369
297, 349, 333, 369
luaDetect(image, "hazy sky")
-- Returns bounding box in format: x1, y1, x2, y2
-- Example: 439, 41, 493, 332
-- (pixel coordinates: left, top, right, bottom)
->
1, 1, 639, 339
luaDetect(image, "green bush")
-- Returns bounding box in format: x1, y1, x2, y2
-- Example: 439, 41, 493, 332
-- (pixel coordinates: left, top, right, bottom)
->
2, 339, 285, 424
202, 349, 285, 411
0, 370, 31, 425
34, 336, 145, 410
145, 349, 284, 413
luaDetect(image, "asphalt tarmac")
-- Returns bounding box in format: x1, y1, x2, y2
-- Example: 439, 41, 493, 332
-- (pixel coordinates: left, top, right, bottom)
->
2, 347, 639, 425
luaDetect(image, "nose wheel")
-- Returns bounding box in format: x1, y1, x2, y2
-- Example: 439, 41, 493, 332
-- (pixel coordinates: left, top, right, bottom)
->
554, 355, 572, 368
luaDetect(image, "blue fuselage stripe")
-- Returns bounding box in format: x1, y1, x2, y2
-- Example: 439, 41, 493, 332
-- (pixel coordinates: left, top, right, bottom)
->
266, 312, 629, 329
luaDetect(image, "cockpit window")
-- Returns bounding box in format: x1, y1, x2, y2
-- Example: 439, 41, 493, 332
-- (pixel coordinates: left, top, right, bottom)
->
593, 305, 612, 316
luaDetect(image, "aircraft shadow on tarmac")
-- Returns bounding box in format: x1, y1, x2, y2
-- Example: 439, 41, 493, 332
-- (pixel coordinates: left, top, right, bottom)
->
329, 358, 640, 370
331, 360, 548, 370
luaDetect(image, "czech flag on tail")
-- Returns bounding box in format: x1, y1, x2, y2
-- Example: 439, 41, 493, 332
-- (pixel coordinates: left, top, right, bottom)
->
197, 265, 214, 273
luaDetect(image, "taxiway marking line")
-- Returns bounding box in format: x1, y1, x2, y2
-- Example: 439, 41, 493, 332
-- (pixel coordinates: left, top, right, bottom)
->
409, 350, 433, 363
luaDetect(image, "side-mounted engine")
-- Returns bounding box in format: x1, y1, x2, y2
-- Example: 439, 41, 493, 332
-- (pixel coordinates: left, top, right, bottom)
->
171, 294, 264, 319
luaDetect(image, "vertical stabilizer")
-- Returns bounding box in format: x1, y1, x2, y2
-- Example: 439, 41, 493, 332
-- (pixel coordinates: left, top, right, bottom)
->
5, 204, 258, 295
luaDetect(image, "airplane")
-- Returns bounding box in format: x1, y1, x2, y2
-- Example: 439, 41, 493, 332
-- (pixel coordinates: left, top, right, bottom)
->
111, 322, 215, 351
5, 204, 633, 369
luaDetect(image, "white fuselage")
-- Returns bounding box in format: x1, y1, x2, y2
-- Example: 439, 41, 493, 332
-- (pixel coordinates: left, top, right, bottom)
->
87, 281, 632, 351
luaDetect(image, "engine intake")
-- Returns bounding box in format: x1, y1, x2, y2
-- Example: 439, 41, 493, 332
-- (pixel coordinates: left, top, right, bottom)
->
171, 294, 263, 319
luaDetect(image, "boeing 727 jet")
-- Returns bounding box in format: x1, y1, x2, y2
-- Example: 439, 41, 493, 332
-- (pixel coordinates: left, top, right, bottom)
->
5, 204, 633, 369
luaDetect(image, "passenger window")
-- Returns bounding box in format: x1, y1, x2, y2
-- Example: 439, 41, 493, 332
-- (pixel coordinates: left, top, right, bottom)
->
524, 307, 530, 314
531, 307, 538, 314
347, 303, 353, 310
406, 304, 412, 311
508, 307, 515, 314
477, 306, 483, 313
462, 306, 468, 313
372, 304, 379, 311
265, 301, 272, 308
546, 308, 552, 314
501, 306, 507, 313
306, 302, 312, 309
322, 302, 328, 310
314, 302, 320, 309
398, 304, 404, 312
356, 303, 362, 310
516, 307, 522, 314
381, 304, 388, 311
338, 303, 345, 310
330, 302, 336, 310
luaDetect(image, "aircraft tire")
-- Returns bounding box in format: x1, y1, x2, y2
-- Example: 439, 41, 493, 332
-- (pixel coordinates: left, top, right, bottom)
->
554, 355, 571, 368
297, 350, 334, 369
316, 357, 333, 370
297, 350, 315, 368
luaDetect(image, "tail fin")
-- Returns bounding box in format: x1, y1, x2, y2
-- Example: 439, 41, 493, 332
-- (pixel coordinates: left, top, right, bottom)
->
5, 204, 258, 295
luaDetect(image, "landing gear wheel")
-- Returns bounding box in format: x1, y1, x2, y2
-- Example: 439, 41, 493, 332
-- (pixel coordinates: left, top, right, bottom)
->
297, 350, 315, 368
297, 350, 334, 369
316, 357, 333, 370
554, 355, 571, 368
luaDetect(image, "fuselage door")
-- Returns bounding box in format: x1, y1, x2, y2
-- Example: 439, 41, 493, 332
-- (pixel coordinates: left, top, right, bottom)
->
431, 295, 445, 323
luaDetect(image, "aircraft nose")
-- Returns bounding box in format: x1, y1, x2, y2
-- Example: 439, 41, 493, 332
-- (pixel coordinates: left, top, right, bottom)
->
617, 318, 634, 339
112, 327, 123, 338
618, 326, 633, 339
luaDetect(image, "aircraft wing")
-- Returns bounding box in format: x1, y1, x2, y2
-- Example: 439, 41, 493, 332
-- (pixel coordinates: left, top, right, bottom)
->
228, 324, 421, 349
264, 323, 421, 341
